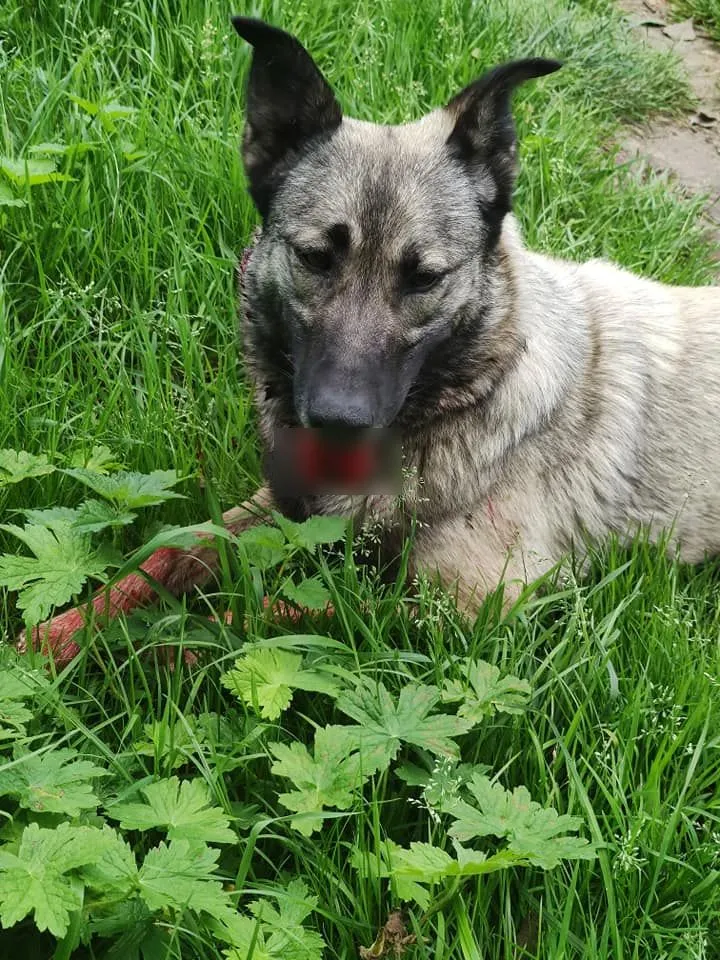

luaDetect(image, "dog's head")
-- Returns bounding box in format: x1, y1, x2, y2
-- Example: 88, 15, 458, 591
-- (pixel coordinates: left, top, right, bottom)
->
233, 17, 560, 432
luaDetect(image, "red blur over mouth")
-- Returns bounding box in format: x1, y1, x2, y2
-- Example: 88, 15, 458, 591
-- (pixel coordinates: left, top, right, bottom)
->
265, 427, 401, 497
295, 430, 378, 487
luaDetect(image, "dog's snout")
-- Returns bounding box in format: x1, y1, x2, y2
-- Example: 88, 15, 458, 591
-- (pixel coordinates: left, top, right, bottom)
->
305, 381, 376, 430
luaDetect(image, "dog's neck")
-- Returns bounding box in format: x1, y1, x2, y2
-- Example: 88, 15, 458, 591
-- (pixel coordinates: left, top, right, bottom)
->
396, 215, 590, 521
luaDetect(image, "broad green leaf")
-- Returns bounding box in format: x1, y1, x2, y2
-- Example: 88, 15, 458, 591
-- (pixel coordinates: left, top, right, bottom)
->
385, 840, 521, 881
0, 822, 113, 937
281, 576, 332, 612
89, 102, 136, 135
138, 840, 232, 920
272, 512, 347, 551
63, 468, 183, 509
336, 680, 472, 768
0, 700, 32, 741
107, 777, 235, 844
353, 839, 543, 909
23, 500, 136, 535
445, 774, 596, 868
454, 844, 520, 876
89, 898, 154, 954
390, 841, 456, 880
361, 828, 593, 908
270, 514, 309, 548
69, 443, 123, 473
509, 828, 597, 868
0, 156, 74, 185
218, 915, 272, 959
222, 649, 339, 720
351, 841, 436, 909
0, 520, 108, 624
248, 878, 316, 928
68, 95, 137, 133
296, 514, 347, 546
0, 746, 109, 816
0, 183, 25, 207
397, 757, 482, 809
98, 101, 137, 120
394, 762, 432, 787
0, 664, 49, 740
0, 662, 50, 699
270, 726, 370, 835
236, 524, 287, 570
0, 449, 54, 485
132, 718, 203, 771
120, 140, 148, 161
67, 94, 100, 115
442, 659, 531, 722
28, 141, 97, 157
73, 499, 137, 533
243, 879, 325, 960
79, 829, 138, 896
22, 506, 79, 525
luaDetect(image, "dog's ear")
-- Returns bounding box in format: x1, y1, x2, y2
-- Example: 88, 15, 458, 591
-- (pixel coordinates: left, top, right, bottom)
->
446, 59, 561, 216
232, 17, 342, 217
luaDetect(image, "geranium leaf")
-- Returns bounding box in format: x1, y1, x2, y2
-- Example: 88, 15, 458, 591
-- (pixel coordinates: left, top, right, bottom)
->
0, 746, 108, 816
222, 649, 339, 720
0, 520, 108, 624
0, 449, 54, 485
107, 777, 235, 845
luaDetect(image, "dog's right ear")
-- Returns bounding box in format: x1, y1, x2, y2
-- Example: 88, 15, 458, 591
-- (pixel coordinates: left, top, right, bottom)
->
232, 17, 342, 217
446, 58, 561, 220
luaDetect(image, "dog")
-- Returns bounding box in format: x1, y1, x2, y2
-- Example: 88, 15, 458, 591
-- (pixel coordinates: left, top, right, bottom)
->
20, 16, 720, 663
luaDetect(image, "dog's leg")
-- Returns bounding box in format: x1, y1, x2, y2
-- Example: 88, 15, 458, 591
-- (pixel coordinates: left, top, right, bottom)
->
17, 486, 274, 665
411, 509, 544, 616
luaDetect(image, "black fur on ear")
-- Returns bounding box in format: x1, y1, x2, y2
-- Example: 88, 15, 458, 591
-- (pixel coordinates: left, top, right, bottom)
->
232, 17, 342, 217
446, 58, 561, 231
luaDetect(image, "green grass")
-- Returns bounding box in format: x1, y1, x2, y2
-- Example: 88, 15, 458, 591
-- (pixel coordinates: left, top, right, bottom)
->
1, 0, 719, 957
671, 0, 720, 41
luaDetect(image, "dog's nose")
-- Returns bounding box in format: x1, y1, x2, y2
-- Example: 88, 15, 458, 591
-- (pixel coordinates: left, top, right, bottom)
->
305, 382, 375, 430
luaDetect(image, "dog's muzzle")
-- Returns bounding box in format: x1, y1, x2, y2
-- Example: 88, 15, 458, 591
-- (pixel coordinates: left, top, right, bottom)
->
238, 234, 400, 496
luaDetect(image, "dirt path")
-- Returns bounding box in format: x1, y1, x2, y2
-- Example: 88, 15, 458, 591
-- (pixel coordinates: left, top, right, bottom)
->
618, 0, 720, 254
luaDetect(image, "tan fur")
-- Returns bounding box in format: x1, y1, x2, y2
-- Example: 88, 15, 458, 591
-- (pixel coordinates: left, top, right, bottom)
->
237, 214, 720, 614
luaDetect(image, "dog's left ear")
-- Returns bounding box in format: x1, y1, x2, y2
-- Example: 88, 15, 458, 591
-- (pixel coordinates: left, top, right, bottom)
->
232, 17, 342, 217
446, 58, 561, 213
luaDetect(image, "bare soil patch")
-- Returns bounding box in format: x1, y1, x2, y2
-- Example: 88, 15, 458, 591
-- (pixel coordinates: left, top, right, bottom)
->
618, 0, 720, 253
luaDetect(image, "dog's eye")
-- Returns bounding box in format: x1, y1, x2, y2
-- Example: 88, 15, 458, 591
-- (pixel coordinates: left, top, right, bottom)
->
404, 268, 446, 295
294, 246, 334, 273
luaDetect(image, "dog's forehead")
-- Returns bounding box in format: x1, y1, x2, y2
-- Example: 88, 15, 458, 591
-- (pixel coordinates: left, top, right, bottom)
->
279, 114, 486, 257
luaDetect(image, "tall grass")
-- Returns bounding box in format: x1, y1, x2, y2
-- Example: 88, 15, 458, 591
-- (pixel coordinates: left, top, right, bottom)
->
0, 0, 718, 956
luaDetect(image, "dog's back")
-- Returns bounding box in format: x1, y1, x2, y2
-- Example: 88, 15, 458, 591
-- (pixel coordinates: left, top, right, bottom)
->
571, 257, 720, 560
